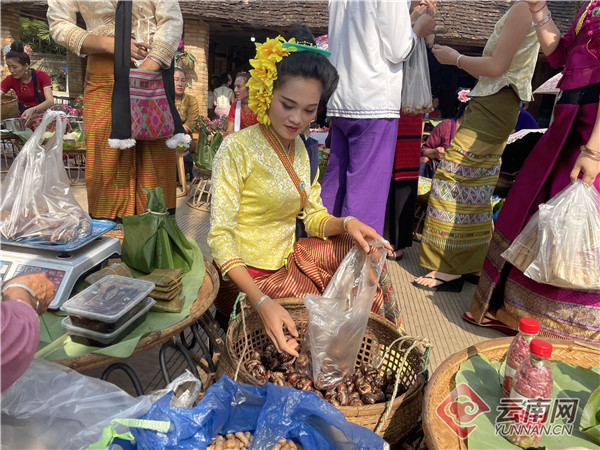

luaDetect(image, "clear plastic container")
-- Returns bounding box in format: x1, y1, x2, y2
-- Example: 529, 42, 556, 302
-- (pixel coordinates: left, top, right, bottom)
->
507, 339, 553, 448
62, 297, 155, 347
502, 317, 540, 397
60, 275, 155, 333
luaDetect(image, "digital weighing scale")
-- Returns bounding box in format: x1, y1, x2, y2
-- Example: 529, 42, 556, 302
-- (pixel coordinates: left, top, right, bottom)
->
0, 220, 121, 309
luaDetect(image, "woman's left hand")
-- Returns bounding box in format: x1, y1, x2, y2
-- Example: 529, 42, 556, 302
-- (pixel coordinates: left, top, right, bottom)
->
432, 44, 460, 66
571, 152, 600, 186
345, 218, 394, 256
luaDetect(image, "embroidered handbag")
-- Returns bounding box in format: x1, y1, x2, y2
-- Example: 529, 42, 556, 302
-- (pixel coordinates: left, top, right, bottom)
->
129, 69, 176, 140
109, 0, 186, 148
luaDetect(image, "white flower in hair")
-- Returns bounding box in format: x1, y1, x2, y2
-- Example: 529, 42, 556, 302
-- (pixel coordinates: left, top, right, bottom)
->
3, 44, 11, 56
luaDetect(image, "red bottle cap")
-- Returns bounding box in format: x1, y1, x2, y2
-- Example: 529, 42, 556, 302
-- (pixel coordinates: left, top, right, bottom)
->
530, 339, 553, 359
519, 317, 540, 335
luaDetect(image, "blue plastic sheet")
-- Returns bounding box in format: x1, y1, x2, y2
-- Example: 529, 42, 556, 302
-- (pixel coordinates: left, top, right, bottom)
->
131, 375, 388, 449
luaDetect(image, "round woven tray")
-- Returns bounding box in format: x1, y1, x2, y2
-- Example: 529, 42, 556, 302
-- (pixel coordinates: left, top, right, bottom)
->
423, 337, 600, 450
217, 299, 428, 445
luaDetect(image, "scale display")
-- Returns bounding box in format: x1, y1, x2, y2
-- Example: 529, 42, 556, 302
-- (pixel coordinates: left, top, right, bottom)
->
0, 236, 122, 309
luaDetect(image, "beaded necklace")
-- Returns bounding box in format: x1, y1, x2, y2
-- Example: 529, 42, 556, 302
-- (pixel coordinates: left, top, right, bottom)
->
575, 0, 599, 35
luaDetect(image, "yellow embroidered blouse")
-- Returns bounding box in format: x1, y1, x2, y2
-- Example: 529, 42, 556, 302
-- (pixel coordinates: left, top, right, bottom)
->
469, 8, 540, 102
208, 124, 333, 276
47, 0, 182, 69
175, 93, 199, 133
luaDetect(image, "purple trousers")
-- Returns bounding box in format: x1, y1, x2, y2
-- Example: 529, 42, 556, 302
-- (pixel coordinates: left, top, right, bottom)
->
321, 117, 399, 234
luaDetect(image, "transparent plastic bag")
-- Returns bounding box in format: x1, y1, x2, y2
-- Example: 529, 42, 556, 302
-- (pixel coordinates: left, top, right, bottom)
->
401, 38, 433, 115
502, 181, 600, 290
1, 360, 202, 450
300, 240, 388, 390
0, 359, 152, 450
0, 110, 91, 244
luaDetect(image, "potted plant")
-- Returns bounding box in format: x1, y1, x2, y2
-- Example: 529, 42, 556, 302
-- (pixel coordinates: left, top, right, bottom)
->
175, 50, 197, 70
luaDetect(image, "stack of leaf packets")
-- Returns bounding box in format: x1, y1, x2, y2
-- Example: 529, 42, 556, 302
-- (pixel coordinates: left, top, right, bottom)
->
140, 268, 185, 313
83, 263, 134, 287
122, 187, 194, 275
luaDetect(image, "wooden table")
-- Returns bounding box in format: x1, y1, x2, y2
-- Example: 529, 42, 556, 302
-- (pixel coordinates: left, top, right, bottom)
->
55, 259, 219, 373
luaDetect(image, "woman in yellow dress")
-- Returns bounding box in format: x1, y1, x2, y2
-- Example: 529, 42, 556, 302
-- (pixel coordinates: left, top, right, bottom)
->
208, 29, 393, 356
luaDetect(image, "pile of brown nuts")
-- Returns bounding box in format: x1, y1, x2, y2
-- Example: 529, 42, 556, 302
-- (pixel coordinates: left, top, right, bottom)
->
244, 344, 404, 407
207, 433, 297, 450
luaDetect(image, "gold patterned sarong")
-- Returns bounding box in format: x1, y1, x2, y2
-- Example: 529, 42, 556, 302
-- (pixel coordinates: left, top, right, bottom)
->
419, 87, 520, 274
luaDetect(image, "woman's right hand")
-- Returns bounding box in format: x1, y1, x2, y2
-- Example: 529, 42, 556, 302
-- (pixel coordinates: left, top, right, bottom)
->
257, 297, 300, 357
2, 272, 55, 315
571, 152, 600, 186
425, 146, 445, 160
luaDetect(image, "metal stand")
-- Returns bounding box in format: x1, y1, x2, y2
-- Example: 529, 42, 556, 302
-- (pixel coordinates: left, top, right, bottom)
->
101, 362, 144, 396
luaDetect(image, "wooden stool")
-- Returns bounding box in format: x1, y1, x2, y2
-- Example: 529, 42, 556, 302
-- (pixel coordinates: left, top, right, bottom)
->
176, 153, 188, 198
187, 169, 212, 212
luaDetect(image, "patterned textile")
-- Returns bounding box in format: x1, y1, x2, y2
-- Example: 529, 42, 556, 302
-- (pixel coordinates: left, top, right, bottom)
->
83, 55, 177, 221
471, 231, 600, 343
393, 113, 422, 182
469, 6, 539, 101
214, 234, 401, 328
208, 124, 333, 276
419, 87, 520, 275
129, 69, 175, 140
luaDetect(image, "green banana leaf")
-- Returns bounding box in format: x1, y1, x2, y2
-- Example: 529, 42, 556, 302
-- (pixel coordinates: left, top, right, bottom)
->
453, 354, 600, 449
192, 129, 222, 171
581, 386, 600, 445
121, 187, 194, 274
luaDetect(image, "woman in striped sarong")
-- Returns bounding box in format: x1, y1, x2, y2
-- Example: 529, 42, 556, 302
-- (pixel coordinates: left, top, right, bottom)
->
384, 112, 422, 261
208, 30, 395, 357
48, 1, 182, 221
413, 2, 540, 292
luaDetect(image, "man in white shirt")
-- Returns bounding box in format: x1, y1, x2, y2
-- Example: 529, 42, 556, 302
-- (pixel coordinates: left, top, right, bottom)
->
321, 0, 435, 234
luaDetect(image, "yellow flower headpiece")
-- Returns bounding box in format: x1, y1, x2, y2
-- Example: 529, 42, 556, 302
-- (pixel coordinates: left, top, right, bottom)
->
247, 36, 297, 126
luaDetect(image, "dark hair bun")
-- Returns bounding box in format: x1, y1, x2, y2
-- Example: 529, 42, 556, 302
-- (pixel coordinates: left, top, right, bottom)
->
10, 41, 25, 53
287, 25, 316, 45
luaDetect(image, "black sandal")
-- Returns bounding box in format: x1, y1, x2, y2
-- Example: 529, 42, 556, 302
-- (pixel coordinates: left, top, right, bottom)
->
462, 273, 481, 285
412, 276, 464, 292
386, 250, 403, 261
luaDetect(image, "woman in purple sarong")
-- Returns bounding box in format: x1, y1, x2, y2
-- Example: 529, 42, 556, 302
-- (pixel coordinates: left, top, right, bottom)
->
466, 0, 600, 343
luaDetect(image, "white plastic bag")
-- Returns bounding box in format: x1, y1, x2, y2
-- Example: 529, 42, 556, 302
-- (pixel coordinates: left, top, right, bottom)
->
299, 240, 388, 390
0, 110, 91, 244
502, 181, 600, 291
401, 38, 433, 115
0, 359, 203, 450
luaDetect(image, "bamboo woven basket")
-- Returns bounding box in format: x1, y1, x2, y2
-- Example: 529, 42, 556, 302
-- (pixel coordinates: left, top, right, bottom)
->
217, 299, 429, 445
423, 337, 600, 450
1, 96, 19, 120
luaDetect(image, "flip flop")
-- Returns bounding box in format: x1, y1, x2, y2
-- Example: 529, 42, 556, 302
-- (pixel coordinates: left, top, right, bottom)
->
462, 312, 517, 336
462, 273, 480, 285
412, 276, 464, 292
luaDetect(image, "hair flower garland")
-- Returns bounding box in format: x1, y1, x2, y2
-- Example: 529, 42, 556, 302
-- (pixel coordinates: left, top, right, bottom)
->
247, 36, 297, 125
